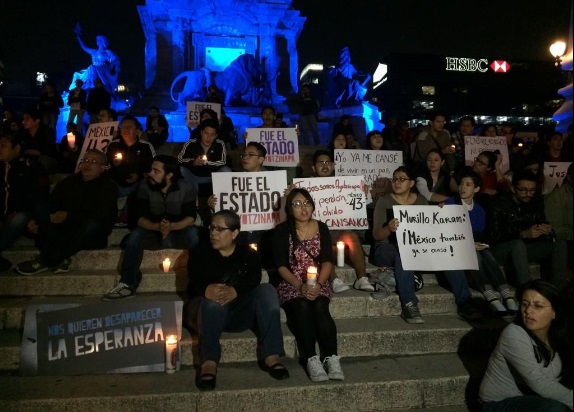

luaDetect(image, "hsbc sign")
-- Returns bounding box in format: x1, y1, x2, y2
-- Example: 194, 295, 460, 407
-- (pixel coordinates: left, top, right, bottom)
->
445, 57, 511, 73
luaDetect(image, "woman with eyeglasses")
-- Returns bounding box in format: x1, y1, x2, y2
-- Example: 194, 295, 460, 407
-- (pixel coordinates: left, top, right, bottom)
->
372, 166, 428, 323
272, 188, 344, 382
479, 279, 572, 411
186, 210, 289, 391
469, 151, 510, 196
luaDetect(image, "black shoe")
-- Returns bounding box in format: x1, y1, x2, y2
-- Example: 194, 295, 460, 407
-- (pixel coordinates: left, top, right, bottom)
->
260, 361, 290, 380
457, 300, 483, 321
0, 256, 12, 272
196, 373, 216, 391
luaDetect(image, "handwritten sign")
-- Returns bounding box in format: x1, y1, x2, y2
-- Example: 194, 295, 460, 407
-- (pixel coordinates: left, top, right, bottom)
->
245, 128, 299, 167
393, 205, 478, 271
292, 176, 368, 230
464, 136, 509, 172
185, 101, 221, 128
20, 299, 183, 376
543, 162, 572, 194
75, 121, 118, 172
334, 149, 402, 201
212, 171, 286, 231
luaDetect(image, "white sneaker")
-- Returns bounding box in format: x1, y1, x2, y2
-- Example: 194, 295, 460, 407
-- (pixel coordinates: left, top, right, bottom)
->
306, 355, 328, 382
323, 355, 344, 380
353, 276, 374, 292
332, 278, 350, 293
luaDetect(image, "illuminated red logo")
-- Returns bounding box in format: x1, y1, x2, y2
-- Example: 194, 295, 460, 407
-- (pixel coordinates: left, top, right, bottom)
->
490, 60, 511, 73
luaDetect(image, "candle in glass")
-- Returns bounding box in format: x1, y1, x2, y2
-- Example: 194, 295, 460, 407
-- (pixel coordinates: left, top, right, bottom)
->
165, 335, 177, 374
66, 132, 75, 148
306, 266, 317, 286
162, 258, 171, 273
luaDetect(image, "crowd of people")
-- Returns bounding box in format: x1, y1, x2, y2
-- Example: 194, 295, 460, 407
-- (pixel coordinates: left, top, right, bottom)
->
1, 97, 572, 407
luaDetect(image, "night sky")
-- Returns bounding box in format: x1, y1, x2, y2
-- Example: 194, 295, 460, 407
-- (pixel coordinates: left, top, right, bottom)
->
0, 0, 570, 93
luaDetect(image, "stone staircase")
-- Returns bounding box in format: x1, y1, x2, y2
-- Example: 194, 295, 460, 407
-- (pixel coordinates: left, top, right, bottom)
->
0, 228, 522, 412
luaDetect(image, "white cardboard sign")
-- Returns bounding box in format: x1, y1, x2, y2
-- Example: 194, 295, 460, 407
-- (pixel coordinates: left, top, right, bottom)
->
464, 135, 509, 173
543, 162, 572, 194
185, 101, 221, 128
245, 128, 299, 167
75, 121, 118, 172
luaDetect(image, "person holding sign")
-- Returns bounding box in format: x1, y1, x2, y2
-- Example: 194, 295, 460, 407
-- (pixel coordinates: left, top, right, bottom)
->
479, 280, 572, 411
186, 210, 289, 391
273, 188, 344, 382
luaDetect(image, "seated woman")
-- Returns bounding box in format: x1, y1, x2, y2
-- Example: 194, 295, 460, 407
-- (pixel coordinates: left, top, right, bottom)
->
327, 133, 348, 160
469, 151, 510, 197
415, 148, 453, 204
273, 188, 344, 382
185, 210, 289, 391
479, 279, 572, 411
366, 130, 384, 150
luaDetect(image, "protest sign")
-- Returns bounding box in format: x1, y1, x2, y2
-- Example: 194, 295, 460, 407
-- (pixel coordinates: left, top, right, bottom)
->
75, 121, 118, 172
543, 162, 572, 194
20, 299, 183, 376
464, 135, 509, 172
212, 170, 286, 231
292, 176, 368, 230
185, 101, 221, 128
245, 128, 299, 167
393, 205, 478, 271
334, 149, 402, 201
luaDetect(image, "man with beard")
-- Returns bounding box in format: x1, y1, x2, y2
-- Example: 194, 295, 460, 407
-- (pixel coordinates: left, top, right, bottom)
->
102, 155, 199, 300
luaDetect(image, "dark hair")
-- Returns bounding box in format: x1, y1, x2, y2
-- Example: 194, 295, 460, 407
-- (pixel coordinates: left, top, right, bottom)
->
312, 149, 332, 165
212, 210, 241, 232
200, 108, 218, 121
392, 165, 414, 180
477, 151, 497, 170
514, 280, 571, 385
246, 141, 267, 157
546, 131, 563, 143
501, 122, 516, 134
260, 106, 276, 116
0, 133, 24, 149
149, 105, 160, 112
153, 155, 182, 180
366, 130, 383, 149
459, 115, 476, 127
276, 112, 284, 119
512, 170, 538, 187
429, 110, 446, 122
85, 148, 107, 165
198, 118, 220, 134
426, 148, 445, 162
457, 169, 482, 189
108, 108, 118, 121
284, 188, 316, 260
480, 123, 498, 136
23, 108, 42, 121
327, 134, 347, 152
339, 115, 350, 123
120, 115, 142, 130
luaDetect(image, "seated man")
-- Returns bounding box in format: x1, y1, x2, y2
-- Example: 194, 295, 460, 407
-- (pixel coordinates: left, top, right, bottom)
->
144, 105, 169, 149
102, 155, 200, 300
17, 108, 58, 174
486, 170, 568, 291
16, 149, 117, 275
0, 134, 49, 271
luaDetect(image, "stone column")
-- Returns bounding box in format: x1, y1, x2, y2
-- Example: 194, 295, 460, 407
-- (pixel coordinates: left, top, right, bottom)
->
172, 18, 186, 77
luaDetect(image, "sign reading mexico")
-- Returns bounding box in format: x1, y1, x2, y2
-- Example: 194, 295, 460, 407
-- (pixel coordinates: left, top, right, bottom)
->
543, 162, 572, 194
211, 170, 287, 231
334, 149, 402, 200
75, 121, 118, 172
20, 300, 183, 376
186, 101, 221, 128
464, 136, 510, 172
245, 128, 299, 167
393, 205, 478, 271
292, 176, 368, 230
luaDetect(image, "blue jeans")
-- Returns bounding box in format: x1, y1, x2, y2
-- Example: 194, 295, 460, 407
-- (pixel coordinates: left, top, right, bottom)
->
197, 283, 285, 364
0, 212, 30, 253
481, 396, 570, 412
373, 243, 417, 306
120, 226, 199, 289
299, 114, 320, 146
180, 166, 232, 200
440, 270, 471, 306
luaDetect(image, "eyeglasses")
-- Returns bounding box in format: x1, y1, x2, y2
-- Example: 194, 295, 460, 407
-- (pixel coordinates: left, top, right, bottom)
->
515, 187, 536, 194
474, 157, 489, 167
80, 158, 104, 165
291, 199, 313, 209
521, 301, 551, 311
240, 153, 263, 159
315, 161, 333, 167
208, 225, 232, 233
391, 177, 410, 183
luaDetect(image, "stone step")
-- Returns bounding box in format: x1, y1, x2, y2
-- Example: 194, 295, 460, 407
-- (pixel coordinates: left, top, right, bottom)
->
0, 286, 488, 331
0, 311, 505, 371
12, 228, 130, 248
0, 352, 488, 411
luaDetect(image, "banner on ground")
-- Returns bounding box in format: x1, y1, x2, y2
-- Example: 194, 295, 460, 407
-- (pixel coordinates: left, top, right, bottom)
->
75, 121, 118, 172
185, 101, 221, 128
393, 205, 478, 271
211, 170, 287, 231
543, 162, 572, 194
464, 135, 509, 172
20, 299, 183, 376
292, 176, 368, 230
245, 128, 299, 167
334, 149, 402, 201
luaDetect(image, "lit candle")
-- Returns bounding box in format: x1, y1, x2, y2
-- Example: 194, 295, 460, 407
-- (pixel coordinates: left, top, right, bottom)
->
336, 241, 345, 267
451, 144, 456, 150
249, 243, 258, 251
165, 335, 178, 374
66, 132, 75, 148
115, 153, 123, 161
162, 258, 171, 273
202, 155, 207, 162
518, 143, 523, 147
306, 266, 317, 286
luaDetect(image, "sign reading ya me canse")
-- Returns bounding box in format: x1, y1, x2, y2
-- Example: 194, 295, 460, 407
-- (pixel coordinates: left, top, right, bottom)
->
245, 128, 299, 167
393, 205, 478, 271
211, 170, 287, 231
292, 176, 368, 230
185, 101, 221, 128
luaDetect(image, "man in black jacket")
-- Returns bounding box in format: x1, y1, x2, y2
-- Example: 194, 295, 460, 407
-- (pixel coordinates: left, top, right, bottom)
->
486, 170, 567, 290
15, 149, 117, 275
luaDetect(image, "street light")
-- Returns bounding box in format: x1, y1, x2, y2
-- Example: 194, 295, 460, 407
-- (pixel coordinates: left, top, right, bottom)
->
549, 41, 567, 67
